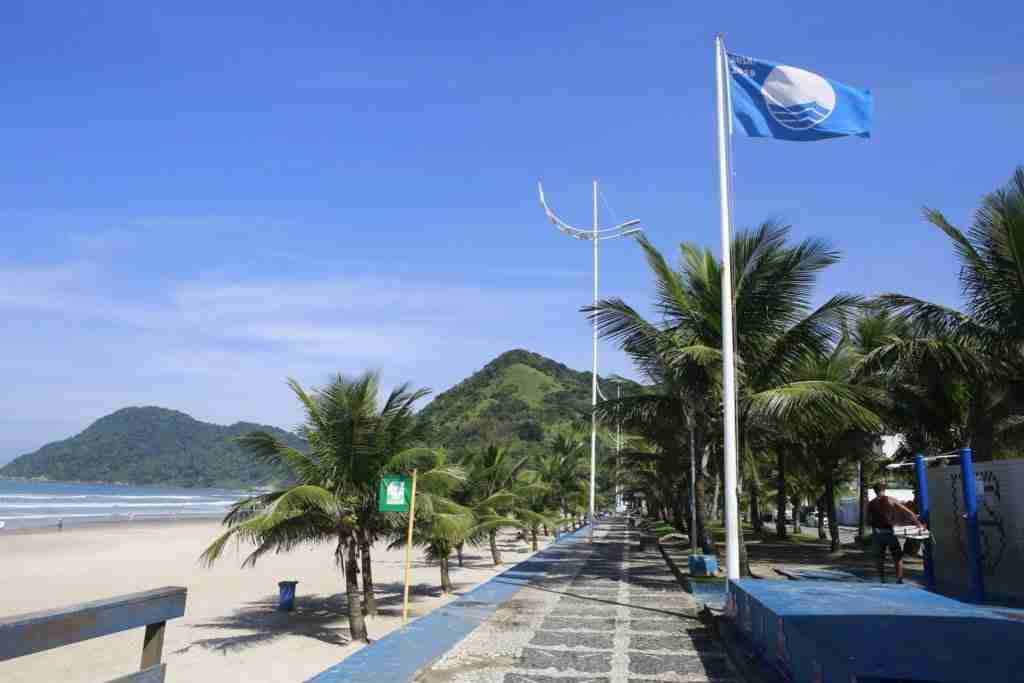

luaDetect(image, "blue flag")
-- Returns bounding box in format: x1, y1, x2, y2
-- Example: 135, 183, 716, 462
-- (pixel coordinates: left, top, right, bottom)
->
727, 52, 873, 141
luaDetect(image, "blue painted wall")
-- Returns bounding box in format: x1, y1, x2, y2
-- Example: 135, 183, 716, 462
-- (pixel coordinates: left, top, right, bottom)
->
729, 579, 1024, 683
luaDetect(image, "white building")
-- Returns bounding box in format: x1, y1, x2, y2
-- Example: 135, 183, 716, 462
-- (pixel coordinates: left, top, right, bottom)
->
836, 435, 911, 526
836, 488, 914, 526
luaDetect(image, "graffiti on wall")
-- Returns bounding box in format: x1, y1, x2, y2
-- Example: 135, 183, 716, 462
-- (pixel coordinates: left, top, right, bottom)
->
926, 459, 1023, 602
948, 470, 1007, 575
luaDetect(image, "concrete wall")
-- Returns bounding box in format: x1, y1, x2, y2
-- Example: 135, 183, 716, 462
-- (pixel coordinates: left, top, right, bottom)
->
926, 459, 1024, 603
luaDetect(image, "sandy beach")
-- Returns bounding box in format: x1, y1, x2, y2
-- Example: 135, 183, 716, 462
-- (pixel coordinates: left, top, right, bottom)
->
0, 519, 552, 682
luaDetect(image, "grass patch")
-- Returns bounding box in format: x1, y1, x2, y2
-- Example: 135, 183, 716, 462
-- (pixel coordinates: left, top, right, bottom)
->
495, 363, 560, 408
757, 530, 825, 545
705, 522, 827, 547
649, 522, 678, 537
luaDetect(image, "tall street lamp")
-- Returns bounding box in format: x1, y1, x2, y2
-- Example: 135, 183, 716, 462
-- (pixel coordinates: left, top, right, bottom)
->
597, 375, 629, 513
538, 179, 642, 542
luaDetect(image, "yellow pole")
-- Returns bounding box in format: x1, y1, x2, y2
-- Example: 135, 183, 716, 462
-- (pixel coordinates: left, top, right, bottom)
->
402, 469, 418, 625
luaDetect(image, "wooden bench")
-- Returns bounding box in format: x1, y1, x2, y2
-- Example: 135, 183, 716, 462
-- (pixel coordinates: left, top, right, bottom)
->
0, 586, 187, 682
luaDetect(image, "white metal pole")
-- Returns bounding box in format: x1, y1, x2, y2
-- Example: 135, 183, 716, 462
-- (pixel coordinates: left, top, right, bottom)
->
590, 179, 599, 543
616, 385, 621, 512
715, 35, 741, 581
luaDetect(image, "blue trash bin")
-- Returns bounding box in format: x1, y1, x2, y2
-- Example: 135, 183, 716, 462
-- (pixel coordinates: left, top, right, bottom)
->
689, 555, 718, 577
278, 581, 299, 611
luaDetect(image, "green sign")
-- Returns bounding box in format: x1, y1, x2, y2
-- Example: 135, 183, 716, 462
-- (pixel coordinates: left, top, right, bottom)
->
378, 475, 412, 512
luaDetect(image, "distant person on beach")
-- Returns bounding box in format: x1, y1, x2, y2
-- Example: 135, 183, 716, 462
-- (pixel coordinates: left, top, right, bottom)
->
867, 482, 924, 583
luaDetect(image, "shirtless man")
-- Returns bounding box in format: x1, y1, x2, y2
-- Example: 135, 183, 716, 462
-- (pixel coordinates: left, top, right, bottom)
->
866, 482, 924, 583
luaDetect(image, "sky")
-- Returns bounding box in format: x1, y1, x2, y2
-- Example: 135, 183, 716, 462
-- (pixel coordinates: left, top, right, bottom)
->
2, 1, 1022, 463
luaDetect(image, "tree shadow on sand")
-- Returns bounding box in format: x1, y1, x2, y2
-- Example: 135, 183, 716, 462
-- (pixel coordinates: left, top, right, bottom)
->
178, 537, 551, 655
177, 583, 468, 655
175, 593, 354, 654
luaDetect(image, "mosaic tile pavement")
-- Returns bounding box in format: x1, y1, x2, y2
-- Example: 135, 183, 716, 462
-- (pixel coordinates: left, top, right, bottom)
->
415, 518, 739, 683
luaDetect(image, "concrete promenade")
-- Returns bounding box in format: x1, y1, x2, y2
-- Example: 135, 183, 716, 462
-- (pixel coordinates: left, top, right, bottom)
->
415, 517, 738, 682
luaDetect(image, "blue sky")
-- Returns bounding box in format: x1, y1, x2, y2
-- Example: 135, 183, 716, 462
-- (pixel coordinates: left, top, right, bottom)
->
1, 1, 1022, 463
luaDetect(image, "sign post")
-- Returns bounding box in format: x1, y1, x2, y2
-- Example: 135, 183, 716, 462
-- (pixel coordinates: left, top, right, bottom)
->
379, 471, 418, 625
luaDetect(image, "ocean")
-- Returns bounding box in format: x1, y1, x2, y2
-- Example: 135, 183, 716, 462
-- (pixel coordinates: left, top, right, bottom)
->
0, 479, 246, 531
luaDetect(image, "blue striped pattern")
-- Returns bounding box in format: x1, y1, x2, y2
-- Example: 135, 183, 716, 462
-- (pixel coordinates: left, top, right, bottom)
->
767, 101, 831, 130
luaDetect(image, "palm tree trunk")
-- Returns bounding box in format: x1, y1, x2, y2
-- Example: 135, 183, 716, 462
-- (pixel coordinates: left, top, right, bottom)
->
737, 435, 752, 577
826, 474, 840, 553
531, 527, 538, 551
792, 496, 801, 534
776, 449, 788, 539
359, 531, 377, 617
857, 458, 868, 541
970, 390, 996, 462
710, 469, 721, 521
693, 462, 713, 554
672, 495, 686, 533
439, 553, 452, 593
739, 530, 751, 576
750, 468, 763, 534
456, 542, 464, 567
488, 530, 502, 565
816, 496, 826, 540
342, 539, 368, 643
972, 423, 995, 462
542, 524, 548, 536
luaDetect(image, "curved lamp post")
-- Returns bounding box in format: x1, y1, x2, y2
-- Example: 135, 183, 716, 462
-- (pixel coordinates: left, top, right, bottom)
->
538, 180, 642, 543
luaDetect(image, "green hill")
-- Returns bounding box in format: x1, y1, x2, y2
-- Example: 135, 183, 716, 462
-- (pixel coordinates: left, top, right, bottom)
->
418, 349, 639, 454
0, 407, 302, 488
0, 350, 639, 487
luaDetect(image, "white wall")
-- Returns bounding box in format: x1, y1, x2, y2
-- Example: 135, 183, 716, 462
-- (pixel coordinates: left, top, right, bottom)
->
926, 459, 1024, 603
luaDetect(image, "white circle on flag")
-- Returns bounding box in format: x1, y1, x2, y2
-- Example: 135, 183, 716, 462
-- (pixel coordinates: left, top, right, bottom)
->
761, 65, 836, 130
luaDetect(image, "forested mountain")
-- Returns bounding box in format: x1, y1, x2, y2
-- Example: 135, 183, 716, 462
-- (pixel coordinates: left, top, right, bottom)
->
1, 350, 639, 487
0, 407, 301, 488
417, 349, 640, 456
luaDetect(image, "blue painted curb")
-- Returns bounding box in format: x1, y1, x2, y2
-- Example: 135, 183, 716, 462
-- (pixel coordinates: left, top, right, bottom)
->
306, 524, 591, 683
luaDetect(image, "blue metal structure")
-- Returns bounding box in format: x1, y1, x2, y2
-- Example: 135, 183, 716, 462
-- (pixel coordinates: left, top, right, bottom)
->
728, 578, 1022, 682
914, 453, 936, 591
958, 447, 986, 603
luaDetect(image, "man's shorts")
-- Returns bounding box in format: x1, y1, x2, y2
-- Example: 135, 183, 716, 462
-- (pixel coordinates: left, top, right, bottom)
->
872, 529, 903, 561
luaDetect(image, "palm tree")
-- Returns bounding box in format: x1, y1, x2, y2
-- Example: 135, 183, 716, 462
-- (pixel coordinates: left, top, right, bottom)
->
343, 375, 430, 616
784, 342, 882, 551
388, 448, 473, 594
199, 394, 369, 640
456, 445, 530, 566
847, 309, 911, 539
543, 431, 589, 528
875, 167, 1024, 461
513, 466, 562, 551
200, 372, 429, 641
594, 379, 716, 550
590, 223, 871, 573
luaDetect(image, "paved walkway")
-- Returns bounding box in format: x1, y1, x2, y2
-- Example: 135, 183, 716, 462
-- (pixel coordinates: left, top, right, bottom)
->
415, 517, 739, 682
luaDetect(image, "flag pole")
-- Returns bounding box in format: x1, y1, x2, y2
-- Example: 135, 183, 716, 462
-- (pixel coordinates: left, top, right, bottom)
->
589, 179, 599, 543
715, 34, 741, 582
402, 468, 418, 625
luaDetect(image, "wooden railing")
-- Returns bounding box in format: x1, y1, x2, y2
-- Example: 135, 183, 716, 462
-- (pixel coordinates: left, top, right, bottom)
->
0, 586, 187, 682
